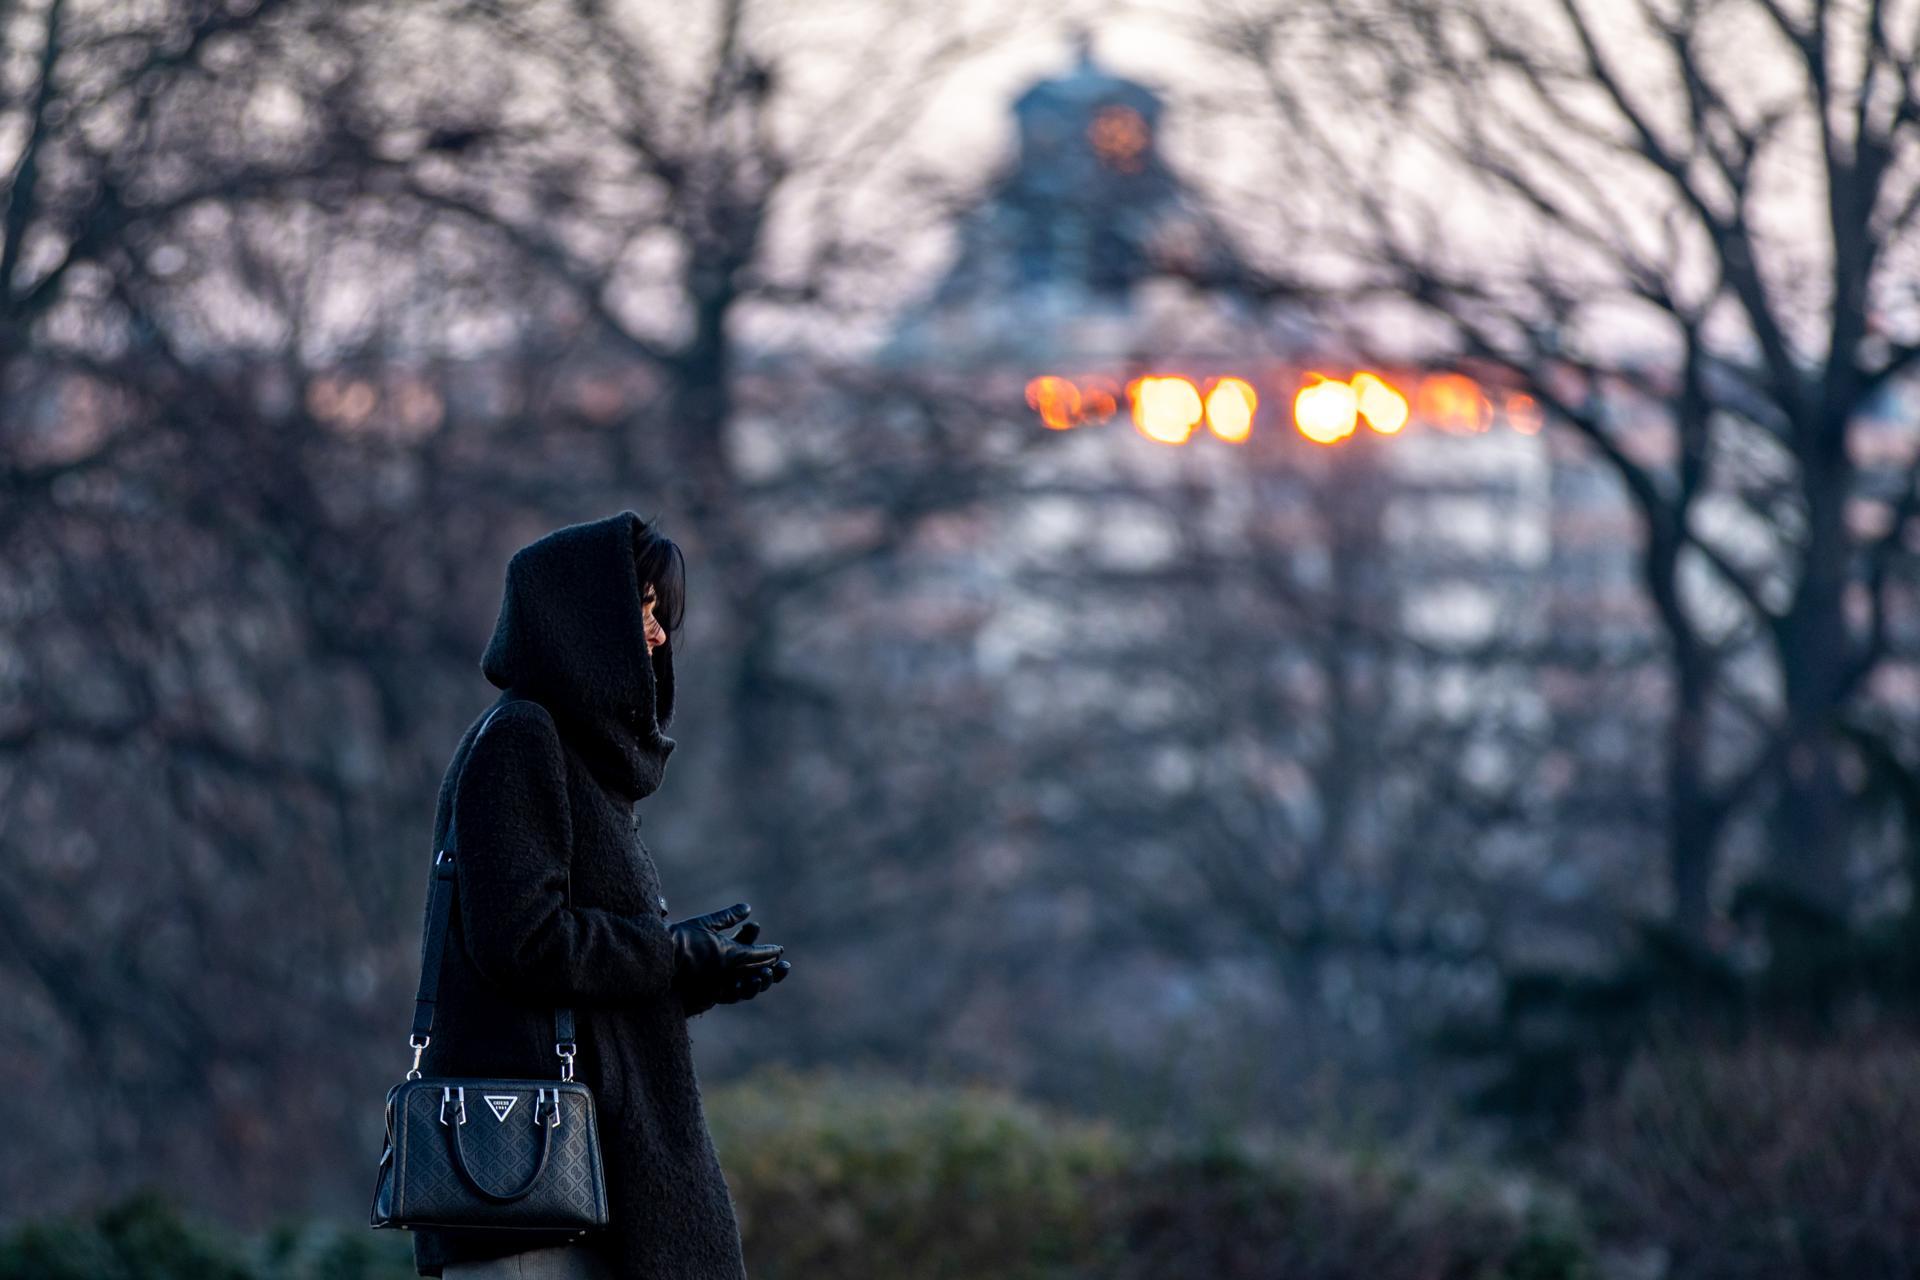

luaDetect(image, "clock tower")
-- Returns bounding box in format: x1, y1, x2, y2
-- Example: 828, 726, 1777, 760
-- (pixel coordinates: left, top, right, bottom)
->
886, 29, 1250, 366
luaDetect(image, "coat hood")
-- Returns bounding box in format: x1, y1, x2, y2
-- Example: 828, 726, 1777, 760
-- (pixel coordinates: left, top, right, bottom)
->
480, 510, 677, 802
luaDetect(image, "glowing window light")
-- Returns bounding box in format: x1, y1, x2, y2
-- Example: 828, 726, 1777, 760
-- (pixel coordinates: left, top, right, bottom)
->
1506, 393, 1543, 434
1294, 376, 1358, 445
307, 376, 378, 432
1025, 376, 1083, 430
1089, 105, 1150, 172
1203, 377, 1257, 442
1417, 374, 1491, 433
1077, 375, 1121, 423
1128, 375, 1203, 444
1352, 371, 1408, 434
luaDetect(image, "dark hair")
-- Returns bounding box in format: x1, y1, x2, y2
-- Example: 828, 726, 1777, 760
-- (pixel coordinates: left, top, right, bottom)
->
632, 515, 687, 638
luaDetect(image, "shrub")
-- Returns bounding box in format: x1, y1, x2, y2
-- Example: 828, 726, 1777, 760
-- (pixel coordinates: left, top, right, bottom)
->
707, 1065, 1590, 1280
1572, 1035, 1920, 1280
0, 1192, 415, 1280
706, 1065, 1130, 1280
1100, 1135, 1589, 1280
2, 1070, 1592, 1280
0, 1193, 252, 1280
1444, 882, 1920, 1144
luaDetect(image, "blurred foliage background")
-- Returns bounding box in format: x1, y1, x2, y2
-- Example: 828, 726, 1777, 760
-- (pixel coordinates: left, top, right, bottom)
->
5, 0, 1920, 1276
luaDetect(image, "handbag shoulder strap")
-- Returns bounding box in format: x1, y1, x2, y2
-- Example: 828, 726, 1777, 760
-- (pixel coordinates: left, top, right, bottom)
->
407, 701, 576, 1081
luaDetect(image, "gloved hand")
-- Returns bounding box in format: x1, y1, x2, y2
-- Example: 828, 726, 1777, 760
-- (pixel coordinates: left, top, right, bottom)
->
668, 902, 786, 1017
707, 920, 792, 1007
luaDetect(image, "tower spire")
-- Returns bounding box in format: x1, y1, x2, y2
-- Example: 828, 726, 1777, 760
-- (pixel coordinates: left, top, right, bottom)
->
1069, 23, 1096, 69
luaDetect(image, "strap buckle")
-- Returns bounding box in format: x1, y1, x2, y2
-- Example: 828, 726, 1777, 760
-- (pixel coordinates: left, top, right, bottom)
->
407, 1034, 430, 1080
556, 1041, 576, 1082
440, 1085, 467, 1125
536, 1087, 563, 1129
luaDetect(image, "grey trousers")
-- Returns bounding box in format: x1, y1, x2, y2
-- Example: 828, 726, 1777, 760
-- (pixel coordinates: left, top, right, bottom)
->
442, 1242, 617, 1280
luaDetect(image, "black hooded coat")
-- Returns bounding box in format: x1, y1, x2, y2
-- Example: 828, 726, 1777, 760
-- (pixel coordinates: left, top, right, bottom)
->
409, 511, 749, 1278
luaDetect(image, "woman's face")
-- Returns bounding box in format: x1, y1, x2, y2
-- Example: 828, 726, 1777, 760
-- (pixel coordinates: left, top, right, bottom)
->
641, 582, 667, 654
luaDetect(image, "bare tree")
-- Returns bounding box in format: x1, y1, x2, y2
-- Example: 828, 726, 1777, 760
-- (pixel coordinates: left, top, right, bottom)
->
0, 0, 1117, 1215
1200, 0, 1920, 939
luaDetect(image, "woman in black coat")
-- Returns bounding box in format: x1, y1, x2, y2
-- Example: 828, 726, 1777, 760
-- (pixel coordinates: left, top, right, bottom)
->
415, 510, 790, 1279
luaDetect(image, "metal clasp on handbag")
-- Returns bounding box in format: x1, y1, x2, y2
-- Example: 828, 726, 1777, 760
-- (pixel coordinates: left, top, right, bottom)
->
440, 1084, 562, 1129
407, 1034, 430, 1080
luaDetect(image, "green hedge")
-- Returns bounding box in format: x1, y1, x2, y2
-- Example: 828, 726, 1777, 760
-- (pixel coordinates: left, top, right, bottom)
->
705, 1066, 1131, 1279
704, 1065, 1589, 1280
0, 1193, 413, 1280
0, 1068, 1589, 1280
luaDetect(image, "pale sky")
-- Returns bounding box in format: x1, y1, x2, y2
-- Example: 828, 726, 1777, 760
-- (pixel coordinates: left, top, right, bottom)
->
329, 0, 1893, 368
726, 0, 1285, 354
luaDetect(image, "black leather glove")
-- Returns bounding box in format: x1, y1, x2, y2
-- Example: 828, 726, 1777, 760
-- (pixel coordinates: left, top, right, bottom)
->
668, 902, 786, 1017
707, 920, 792, 1006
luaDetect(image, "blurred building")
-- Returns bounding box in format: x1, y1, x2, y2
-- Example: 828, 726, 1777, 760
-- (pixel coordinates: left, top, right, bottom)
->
867, 30, 1920, 938
882, 31, 1258, 371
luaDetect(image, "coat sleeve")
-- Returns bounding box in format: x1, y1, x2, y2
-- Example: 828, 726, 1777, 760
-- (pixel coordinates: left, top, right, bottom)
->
451, 706, 676, 1007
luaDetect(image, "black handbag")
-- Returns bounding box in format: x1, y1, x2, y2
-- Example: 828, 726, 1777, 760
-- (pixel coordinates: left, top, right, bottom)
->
370, 704, 610, 1237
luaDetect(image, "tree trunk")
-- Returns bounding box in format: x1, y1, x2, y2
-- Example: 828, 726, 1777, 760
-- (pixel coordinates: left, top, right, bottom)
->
1772, 428, 1853, 919
1666, 667, 1722, 942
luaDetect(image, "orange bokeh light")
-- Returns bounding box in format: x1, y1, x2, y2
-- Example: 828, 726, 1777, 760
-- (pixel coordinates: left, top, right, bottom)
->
1204, 377, 1257, 442
1089, 105, 1150, 172
1025, 368, 1537, 443
1294, 375, 1358, 445
1352, 371, 1409, 434
1077, 375, 1121, 423
1026, 376, 1083, 430
1506, 393, 1543, 434
1418, 374, 1492, 433
1128, 375, 1203, 444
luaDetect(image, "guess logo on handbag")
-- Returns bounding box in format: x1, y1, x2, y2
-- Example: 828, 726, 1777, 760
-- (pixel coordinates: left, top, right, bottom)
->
483, 1094, 520, 1122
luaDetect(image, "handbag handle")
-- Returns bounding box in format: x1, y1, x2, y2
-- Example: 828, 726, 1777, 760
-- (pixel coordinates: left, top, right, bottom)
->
444, 1087, 565, 1203
406, 702, 576, 1081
